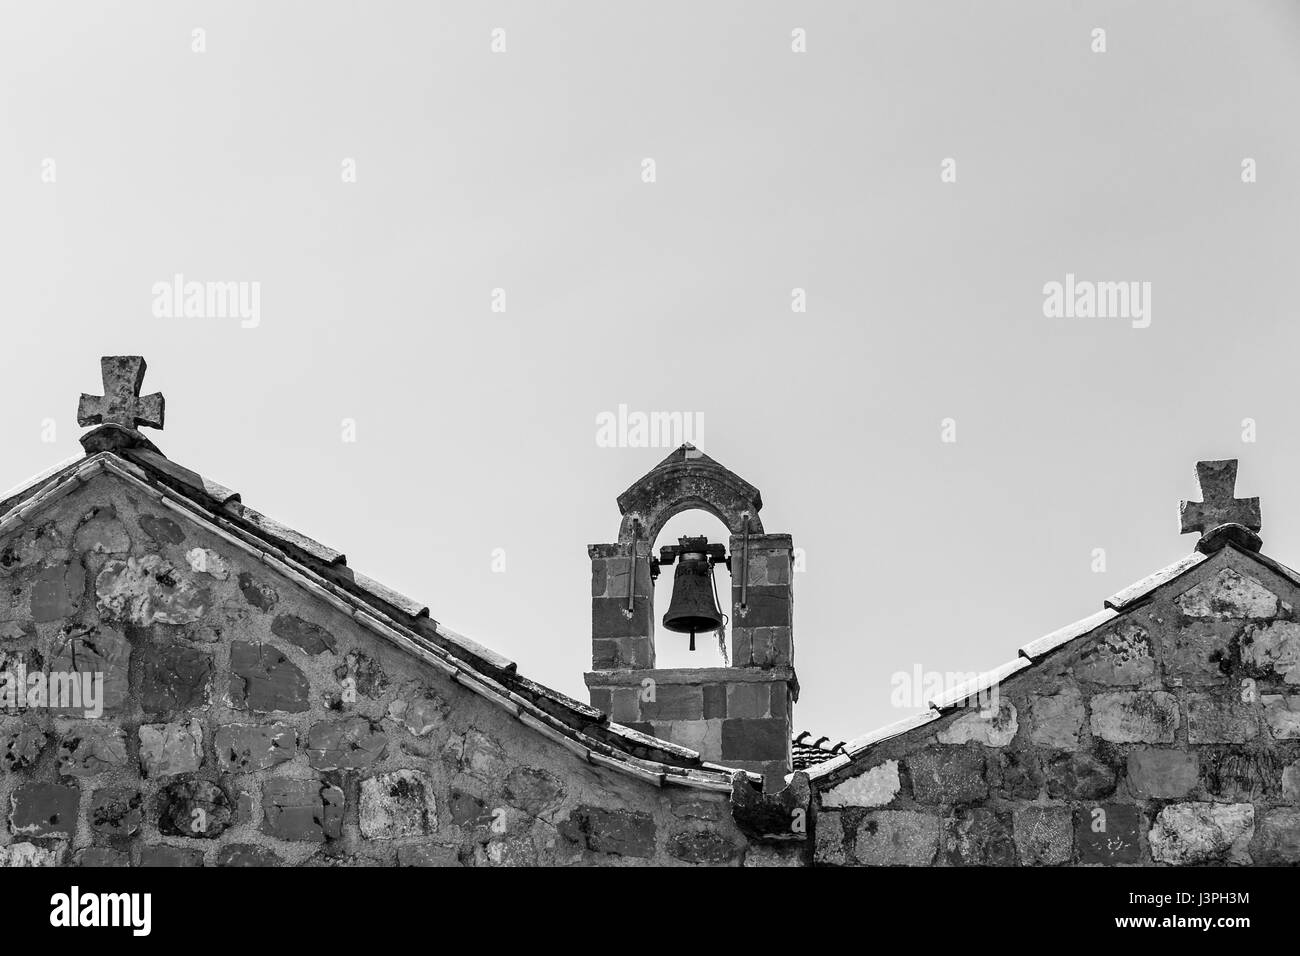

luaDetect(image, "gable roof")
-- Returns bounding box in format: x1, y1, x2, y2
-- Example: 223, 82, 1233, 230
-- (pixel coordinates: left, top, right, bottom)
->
806, 540, 1300, 786
0, 427, 757, 794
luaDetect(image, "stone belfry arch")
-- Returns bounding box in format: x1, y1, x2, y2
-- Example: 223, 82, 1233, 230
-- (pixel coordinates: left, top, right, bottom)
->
585, 443, 797, 789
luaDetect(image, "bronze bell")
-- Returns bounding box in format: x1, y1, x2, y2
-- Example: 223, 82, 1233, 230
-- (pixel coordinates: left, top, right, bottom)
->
660, 536, 726, 651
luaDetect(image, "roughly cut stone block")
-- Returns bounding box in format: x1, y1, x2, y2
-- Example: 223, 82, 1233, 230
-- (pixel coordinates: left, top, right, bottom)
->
720, 717, 788, 762
702, 684, 726, 719
821, 760, 901, 808
1252, 808, 1300, 864
388, 697, 443, 737
1148, 802, 1254, 865
1175, 568, 1279, 619
261, 779, 345, 842
640, 684, 704, 721
57, 725, 128, 777
503, 766, 565, 815
334, 651, 388, 699
944, 808, 1015, 865
1012, 805, 1073, 865
448, 789, 493, 828
95, 555, 210, 625
90, 787, 143, 837
1160, 622, 1234, 685
1075, 804, 1142, 864
138, 845, 204, 867
307, 717, 388, 771
9, 782, 80, 838
667, 827, 741, 864
31, 561, 86, 622
558, 806, 655, 858
0, 525, 60, 577
745, 625, 793, 667
228, 641, 310, 713
907, 747, 988, 805
1283, 761, 1300, 802
937, 701, 1018, 747
813, 810, 847, 865
1089, 691, 1179, 743
1200, 750, 1278, 802
138, 514, 185, 545
139, 720, 204, 777
1029, 687, 1085, 749
1074, 623, 1156, 685
1261, 695, 1300, 739
75, 848, 128, 867
2, 726, 48, 770
185, 547, 229, 580
48, 627, 130, 711
218, 844, 282, 867
397, 844, 461, 867
141, 643, 212, 715
1044, 752, 1116, 800
726, 682, 768, 719
1127, 748, 1197, 798
1185, 693, 1258, 744
996, 748, 1045, 799
271, 613, 337, 655
460, 729, 507, 780
656, 717, 721, 757
743, 844, 804, 867
1240, 621, 1300, 684
156, 778, 232, 839
0, 842, 60, 867
74, 509, 131, 555
237, 571, 278, 611
854, 810, 939, 866
215, 722, 296, 772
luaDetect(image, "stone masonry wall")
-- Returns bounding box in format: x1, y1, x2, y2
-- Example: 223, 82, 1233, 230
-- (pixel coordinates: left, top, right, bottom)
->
813, 547, 1300, 866
0, 471, 757, 867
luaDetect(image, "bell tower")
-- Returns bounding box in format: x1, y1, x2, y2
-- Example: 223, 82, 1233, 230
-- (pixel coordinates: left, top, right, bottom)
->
584, 444, 797, 789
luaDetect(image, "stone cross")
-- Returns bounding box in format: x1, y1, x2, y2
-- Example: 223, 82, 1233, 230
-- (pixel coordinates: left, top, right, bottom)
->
77, 356, 165, 430
1179, 459, 1260, 534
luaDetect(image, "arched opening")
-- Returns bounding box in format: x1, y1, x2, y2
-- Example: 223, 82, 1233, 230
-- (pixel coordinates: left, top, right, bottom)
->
652, 508, 734, 670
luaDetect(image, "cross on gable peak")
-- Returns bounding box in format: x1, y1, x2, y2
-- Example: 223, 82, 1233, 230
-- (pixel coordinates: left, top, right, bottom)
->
1179, 458, 1261, 537
77, 355, 165, 430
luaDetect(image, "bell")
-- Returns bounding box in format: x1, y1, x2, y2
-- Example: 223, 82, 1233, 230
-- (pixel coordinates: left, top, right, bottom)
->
661, 536, 725, 651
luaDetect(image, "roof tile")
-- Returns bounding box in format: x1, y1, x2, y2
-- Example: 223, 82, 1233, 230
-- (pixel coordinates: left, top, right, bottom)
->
1018, 607, 1119, 660
928, 656, 1031, 710
1104, 551, 1207, 611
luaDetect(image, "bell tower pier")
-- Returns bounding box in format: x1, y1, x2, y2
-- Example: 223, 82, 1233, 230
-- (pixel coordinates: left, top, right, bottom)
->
584, 444, 797, 790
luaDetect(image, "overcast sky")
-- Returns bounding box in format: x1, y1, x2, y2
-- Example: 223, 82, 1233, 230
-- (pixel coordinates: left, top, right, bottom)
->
3, 1, 1300, 743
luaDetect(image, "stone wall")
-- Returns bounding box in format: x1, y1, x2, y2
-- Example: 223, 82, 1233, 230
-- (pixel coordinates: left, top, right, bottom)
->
0, 472, 756, 867
812, 547, 1300, 866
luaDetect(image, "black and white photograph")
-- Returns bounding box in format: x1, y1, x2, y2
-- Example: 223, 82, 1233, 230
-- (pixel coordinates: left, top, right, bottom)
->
0, 0, 1290, 938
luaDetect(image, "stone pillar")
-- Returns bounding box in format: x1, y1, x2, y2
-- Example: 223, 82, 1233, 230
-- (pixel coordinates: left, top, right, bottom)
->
589, 542, 654, 670
730, 533, 794, 668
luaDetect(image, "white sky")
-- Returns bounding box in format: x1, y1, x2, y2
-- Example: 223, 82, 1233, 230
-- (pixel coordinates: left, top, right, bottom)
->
3, 1, 1300, 742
